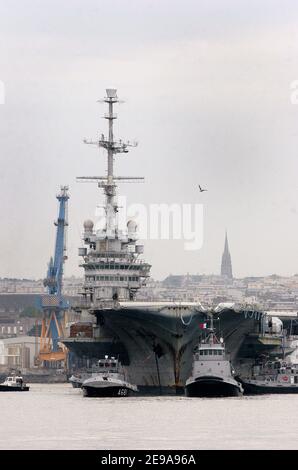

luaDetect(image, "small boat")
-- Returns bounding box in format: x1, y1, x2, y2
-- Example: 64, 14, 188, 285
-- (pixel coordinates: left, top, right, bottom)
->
240, 359, 298, 394
69, 372, 92, 388
185, 318, 243, 397
0, 375, 29, 392
81, 356, 138, 397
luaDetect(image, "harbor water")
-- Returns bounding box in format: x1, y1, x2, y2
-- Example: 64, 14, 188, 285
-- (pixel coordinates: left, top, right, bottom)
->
0, 384, 297, 450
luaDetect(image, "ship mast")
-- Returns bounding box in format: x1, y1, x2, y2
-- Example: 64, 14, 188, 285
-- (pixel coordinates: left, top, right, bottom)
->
78, 89, 142, 236
77, 89, 151, 306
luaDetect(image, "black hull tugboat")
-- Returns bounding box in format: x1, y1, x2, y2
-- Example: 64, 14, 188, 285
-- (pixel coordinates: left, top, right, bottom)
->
186, 377, 242, 398
81, 356, 138, 397
0, 375, 29, 392
240, 359, 298, 395
185, 319, 243, 398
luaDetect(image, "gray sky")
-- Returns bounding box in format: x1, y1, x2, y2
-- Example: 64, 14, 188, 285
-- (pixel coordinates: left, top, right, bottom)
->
1, 0, 298, 280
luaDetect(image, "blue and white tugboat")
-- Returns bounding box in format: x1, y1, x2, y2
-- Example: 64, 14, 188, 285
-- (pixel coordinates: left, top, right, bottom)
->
82, 356, 138, 397
0, 374, 29, 392
185, 318, 243, 397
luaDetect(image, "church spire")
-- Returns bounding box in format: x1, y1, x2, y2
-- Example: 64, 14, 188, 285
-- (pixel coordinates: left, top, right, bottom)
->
221, 231, 233, 279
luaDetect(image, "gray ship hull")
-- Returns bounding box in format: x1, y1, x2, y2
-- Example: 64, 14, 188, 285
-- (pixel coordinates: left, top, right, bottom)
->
63, 303, 257, 394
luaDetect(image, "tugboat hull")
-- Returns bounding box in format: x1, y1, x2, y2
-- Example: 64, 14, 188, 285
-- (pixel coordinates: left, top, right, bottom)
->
82, 385, 131, 397
241, 381, 298, 395
0, 385, 29, 392
185, 377, 242, 397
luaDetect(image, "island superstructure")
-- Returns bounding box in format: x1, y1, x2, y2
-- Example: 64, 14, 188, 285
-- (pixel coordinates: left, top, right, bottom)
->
77, 88, 151, 306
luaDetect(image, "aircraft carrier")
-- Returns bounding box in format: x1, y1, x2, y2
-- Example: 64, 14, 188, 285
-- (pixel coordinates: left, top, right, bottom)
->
62, 89, 282, 393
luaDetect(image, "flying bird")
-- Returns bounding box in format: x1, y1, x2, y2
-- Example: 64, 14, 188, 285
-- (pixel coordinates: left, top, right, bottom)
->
198, 185, 207, 193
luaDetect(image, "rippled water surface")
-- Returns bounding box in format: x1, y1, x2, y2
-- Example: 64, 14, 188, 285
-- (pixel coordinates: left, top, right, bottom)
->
0, 384, 297, 449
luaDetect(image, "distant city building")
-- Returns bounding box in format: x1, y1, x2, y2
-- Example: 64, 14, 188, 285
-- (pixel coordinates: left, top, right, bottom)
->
221, 232, 233, 279
0, 336, 40, 370
3, 272, 298, 315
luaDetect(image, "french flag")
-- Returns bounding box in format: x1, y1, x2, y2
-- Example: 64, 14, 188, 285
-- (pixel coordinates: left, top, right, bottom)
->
199, 323, 207, 329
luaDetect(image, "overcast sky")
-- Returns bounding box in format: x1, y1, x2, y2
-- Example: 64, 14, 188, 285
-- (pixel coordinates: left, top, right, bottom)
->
1, 0, 298, 280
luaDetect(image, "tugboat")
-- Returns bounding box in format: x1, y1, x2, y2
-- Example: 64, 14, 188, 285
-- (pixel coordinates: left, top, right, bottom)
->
0, 374, 29, 392
240, 358, 298, 394
185, 318, 243, 397
81, 356, 138, 397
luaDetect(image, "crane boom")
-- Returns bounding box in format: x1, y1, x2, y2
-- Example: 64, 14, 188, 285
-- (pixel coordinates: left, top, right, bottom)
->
44, 186, 69, 300
38, 186, 70, 362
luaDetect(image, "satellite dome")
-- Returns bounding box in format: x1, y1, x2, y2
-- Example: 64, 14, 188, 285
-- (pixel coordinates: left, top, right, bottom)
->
127, 220, 137, 231
83, 220, 94, 230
